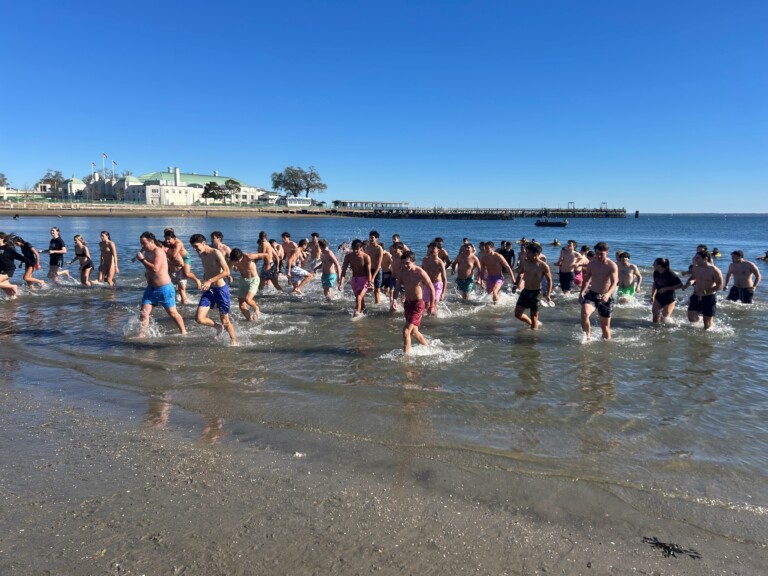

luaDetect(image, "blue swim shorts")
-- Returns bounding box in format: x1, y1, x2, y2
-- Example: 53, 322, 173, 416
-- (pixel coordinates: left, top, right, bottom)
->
142, 283, 177, 309
199, 283, 232, 315
321, 273, 337, 289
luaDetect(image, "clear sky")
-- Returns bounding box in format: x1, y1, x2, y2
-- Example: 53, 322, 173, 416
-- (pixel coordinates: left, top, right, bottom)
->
2, 1, 766, 212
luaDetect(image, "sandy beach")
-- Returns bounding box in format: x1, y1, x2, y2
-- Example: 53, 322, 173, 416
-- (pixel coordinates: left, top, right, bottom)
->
2, 380, 765, 576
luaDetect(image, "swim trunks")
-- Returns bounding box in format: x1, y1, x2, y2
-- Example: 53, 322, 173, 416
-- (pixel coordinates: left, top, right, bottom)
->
404, 298, 425, 327
456, 276, 474, 293
237, 276, 260, 299
654, 290, 676, 307
259, 262, 278, 280
142, 283, 177, 309
350, 276, 369, 295
183, 253, 192, 265
688, 293, 717, 317
422, 281, 444, 305
727, 286, 754, 304
573, 270, 583, 287
199, 283, 232, 315
486, 274, 504, 294
559, 271, 574, 292
170, 269, 187, 287
321, 273, 337, 289
516, 288, 541, 312
582, 290, 613, 318
290, 265, 311, 284
372, 269, 383, 290
617, 285, 636, 298
381, 271, 392, 287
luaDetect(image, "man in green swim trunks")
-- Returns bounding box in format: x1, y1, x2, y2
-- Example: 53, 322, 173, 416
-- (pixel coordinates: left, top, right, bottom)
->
616, 251, 642, 304
452, 243, 481, 300
229, 247, 269, 321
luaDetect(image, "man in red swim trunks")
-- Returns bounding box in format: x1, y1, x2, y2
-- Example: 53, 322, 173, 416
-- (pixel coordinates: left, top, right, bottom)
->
395, 251, 436, 353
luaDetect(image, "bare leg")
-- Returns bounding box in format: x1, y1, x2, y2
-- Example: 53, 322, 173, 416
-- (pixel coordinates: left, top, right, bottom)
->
581, 303, 594, 339
515, 306, 533, 327
599, 316, 611, 340
221, 313, 237, 345
164, 306, 187, 335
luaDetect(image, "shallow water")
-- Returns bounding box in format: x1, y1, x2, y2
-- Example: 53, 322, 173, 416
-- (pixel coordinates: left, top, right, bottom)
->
2, 213, 767, 540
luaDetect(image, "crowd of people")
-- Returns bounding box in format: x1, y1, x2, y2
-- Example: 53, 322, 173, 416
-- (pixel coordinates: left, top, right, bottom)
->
0, 227, 763, 350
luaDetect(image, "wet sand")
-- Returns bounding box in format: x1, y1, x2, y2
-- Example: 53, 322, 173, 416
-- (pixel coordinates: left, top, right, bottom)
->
2, 384, 765, 575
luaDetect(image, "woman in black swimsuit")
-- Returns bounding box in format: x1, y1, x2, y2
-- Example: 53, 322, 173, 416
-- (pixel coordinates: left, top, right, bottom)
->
69, 234, 94, 286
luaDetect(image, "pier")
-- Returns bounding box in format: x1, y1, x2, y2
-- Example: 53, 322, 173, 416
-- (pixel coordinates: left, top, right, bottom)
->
326, 206, 627, 220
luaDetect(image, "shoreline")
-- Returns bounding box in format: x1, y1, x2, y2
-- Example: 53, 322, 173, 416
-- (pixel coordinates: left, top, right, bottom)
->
2, 380, 765, 575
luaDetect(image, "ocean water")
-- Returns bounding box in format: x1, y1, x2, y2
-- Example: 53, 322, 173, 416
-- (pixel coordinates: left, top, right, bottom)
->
1, 213, 767, 540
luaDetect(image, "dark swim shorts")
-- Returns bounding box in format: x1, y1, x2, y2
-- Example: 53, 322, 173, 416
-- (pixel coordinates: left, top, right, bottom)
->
726, 286, 754, 304
516, 288, 541, 312
688, 293, 717, 317
559, 271, 574, 292
583, 290, 613, 318
404, 299, 425, 327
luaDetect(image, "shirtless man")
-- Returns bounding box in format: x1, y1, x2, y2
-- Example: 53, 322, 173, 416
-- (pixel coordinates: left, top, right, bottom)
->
257, 232, 283, 292
163, 228, 201, 290
380, 248, 393, 299
684, 250, 723, 329
287, 238, 314, 294
339, 239, 372, 318
434, 237, 452, 268
616, 252, 642, 303
189, 234, 237, 345
165, 240, 190, 304
396, 251, 436, 353
579, 242, 619, 340
366, 231, 385, 304
421, 242, 447, 316
555, 240, 583, 294
307, 233, 323, 272
210, 231, 231, 259
280, 232, 298, 276
479, 241, 516, 303
136, 231, 186, 337
388, 242, 407, 311
318, 239, 342, 301
229, 248, 269, 321
389, 233, 410, 254
514, 243, 552, 330
452, 243, 481, 300
725, 250, 761, 304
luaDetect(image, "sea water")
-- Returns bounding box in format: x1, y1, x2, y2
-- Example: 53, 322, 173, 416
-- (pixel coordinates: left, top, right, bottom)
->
1, 213, 767, 540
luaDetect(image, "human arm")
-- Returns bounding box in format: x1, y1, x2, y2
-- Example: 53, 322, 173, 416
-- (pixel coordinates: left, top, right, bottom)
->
752, 263, 761, 289
422, 269, 436, 314
633, 265, 642, 291
439, 262, 447, 300
543, 264, 553, 301
724, 265, 733, 290
200, 251, 231, 290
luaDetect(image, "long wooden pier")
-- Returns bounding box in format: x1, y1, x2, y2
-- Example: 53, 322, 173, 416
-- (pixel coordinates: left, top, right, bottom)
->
326, 207, 627, 220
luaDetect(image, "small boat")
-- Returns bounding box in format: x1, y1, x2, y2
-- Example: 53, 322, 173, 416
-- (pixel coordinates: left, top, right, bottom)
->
535, 219, 568, 228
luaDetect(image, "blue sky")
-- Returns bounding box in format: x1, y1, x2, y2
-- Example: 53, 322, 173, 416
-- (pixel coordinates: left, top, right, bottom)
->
2, 1, 766, 212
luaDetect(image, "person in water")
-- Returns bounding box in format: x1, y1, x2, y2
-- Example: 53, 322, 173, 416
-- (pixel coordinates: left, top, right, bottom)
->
98, 231, 119, 288
395, 251, 435, 353
190, 233, 237, 345
514, 242, 552, 330
68, 234, 94, 286
650, 258, 683, 324
684, 250, 723, 330
724, 250, 761, 304
579, 242, 619, 340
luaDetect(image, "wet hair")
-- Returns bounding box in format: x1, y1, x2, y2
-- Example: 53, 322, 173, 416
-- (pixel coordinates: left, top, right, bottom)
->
618, 251, 630, 259
73, 234, 87, 245
50, 226, 60, 233
211, 230, 224, 240
101, 231, 111, 239
731, 249, 744, 258
580, 245, 589, 252
654, 257, 670, 269
392, 234, 400, 240
401, 250, 415, 262
140, 231, 157, 243
230, 248, 244, 261
318, 239, 328, 249
351, 239, 363, 250
462, 238, 469, 244
189, 233, 206, 245
594, 241, 609, 252
587, 250, 595, 259
434, 237, 444, 243
369, 230, 379, 239
163, 227, 176, 238
393, 242, 405, 252
298, 238, 308, 248
12, 234, 25, 245
486, 241, 495, 249
696, 250, 712, 263
281, 232, 291, 239
258, 230, 268, 241
527, 243, 542, 255
311, 232, 319, 238
696, 244, 708, 252
427, 242, 437, 251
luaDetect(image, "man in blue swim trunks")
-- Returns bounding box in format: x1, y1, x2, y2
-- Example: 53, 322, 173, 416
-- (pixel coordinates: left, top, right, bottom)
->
189, 233, 237, 345
452, 243, 481, 300
136, 231, 187, 337
318, 239, 342, 301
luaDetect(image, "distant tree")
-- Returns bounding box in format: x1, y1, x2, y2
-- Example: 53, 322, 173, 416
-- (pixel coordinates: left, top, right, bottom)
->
300, 166, 327, 198
271, 166, 304, 198
37, 169, 64, 195
0, 172, 8, 187
202, 181, 227, 201
224, 179, 242, 202
120, 170, 134, 178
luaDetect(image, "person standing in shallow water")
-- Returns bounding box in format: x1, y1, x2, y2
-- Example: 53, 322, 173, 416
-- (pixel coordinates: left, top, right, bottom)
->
684, 250, 723, 330
514, 242, 552, 330
724, 250, 761, 304
650, 258, 683, 324
189, 234, 237, 346
396, 251, 435, 354
339, 239, 372, 318
579, 241, 619, 340
42, 227, 70, 282
98, 231, 119, 288
136, 231, 186, 337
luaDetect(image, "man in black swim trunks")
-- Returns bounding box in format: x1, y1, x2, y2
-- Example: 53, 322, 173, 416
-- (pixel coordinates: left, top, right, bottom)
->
724, 250, 760, 304
685, 250, 723, 330
578, 242, 618, 340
